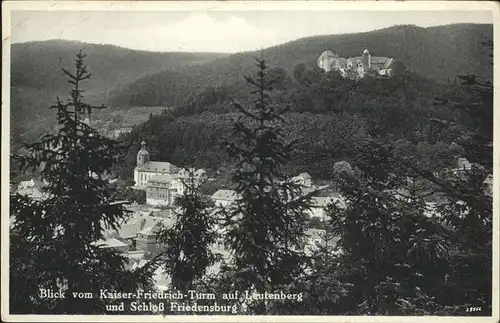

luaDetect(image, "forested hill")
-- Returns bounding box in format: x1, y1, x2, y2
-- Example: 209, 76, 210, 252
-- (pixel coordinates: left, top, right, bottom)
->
114, 64, 465, 182
11, 40, 227, 147
109, 23, 492, 108
12, 40, 227, 94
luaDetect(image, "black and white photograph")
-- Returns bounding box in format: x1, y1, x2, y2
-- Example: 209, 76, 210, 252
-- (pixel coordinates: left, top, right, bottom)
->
1, 1, 498, 321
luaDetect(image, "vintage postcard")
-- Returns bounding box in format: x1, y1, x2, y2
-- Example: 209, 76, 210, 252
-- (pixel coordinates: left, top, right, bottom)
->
1, 1, 498, 322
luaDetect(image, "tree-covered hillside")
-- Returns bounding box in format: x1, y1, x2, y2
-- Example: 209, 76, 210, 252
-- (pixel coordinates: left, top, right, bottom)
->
12, 40, 227, 94
114, 64, 460, 181
10, 40, 228, 148
109, 24, 492, 108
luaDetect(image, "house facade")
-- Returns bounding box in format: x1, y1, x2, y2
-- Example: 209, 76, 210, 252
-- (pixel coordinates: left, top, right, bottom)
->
145, 175, 180, 206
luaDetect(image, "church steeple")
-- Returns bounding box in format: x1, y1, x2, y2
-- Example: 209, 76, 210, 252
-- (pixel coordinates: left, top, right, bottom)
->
137, 140, 150, 167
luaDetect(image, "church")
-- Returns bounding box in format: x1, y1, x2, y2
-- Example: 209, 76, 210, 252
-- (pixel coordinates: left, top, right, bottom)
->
134, 141, 179, 188
134, 141, 208, 206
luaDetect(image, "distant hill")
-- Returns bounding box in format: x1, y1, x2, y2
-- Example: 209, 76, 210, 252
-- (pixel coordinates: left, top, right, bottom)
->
12, 40, 227, 94
10, 40, 228, 146
110, 23, 493, 108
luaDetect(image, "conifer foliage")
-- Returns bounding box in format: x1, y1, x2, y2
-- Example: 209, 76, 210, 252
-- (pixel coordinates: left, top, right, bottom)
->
157, 169, 219, 295
220, 56, 313, 314
10, 51, 156, 314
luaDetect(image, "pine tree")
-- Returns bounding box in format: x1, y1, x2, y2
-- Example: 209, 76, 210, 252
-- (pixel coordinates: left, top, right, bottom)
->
411, 41, 493, 314
157, 168, 219, 301
219, 56, 313, 314
323, 139, 452, 315
10, 51, 157, 314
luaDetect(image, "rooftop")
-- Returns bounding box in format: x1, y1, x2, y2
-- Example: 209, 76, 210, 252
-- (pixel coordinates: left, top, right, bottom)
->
136, 161, 178, 173
212, 189, 240, 201
92, 237, 129, 249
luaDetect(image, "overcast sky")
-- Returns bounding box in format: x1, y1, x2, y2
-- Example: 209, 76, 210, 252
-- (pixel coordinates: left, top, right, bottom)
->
11, 10, 493, 53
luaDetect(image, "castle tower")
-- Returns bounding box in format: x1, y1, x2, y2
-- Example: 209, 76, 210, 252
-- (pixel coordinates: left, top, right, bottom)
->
137, 140, 150, 167
362, 49, 371, 70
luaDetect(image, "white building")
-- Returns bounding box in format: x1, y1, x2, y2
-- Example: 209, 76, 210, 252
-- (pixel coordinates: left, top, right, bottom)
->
145, 175, 182, 206
134, 141, 179, 188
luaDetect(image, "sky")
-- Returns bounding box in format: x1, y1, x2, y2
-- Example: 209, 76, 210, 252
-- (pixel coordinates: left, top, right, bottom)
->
11, 9, 494, 53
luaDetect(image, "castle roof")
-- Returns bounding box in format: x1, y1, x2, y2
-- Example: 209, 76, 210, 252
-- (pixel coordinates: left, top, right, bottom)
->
318, 50, 338, 60
381, 58, 395, 69
370, 57, 391, 70
136, 161, 178, 173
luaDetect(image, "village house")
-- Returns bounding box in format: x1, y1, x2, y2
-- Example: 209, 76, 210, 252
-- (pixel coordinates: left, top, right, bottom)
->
135, 221, 166, 255
146, 175, 179, 206
317, 49, 395, 79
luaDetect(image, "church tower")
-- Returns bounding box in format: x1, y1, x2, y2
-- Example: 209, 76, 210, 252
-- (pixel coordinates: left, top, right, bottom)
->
137, 140, 150, 167
362, 49, 371, 70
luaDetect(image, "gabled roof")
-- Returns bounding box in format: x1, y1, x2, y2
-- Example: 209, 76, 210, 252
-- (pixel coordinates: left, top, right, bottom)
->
298, 172, 312, 179
18, 179, 35, 189
136, 161, 178, 173
381, 58, 395, 69
16, 187, 46, 200
138, 221, 164, 236
318, 50, 338, 60
212, 189, 240, 201
114, 213, 156, 239
370, 56, 390, 64
137, 217, 175, 237
92, 237, 129, 249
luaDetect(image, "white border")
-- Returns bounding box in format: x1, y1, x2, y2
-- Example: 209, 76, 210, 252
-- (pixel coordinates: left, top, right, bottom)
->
2, 1, 499, 322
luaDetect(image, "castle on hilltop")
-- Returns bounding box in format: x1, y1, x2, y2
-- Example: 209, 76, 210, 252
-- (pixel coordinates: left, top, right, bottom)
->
317, 49, 395, 79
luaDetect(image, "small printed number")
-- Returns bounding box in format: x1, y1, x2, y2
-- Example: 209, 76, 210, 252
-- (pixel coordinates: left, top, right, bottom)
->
466, 307, 482, 312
